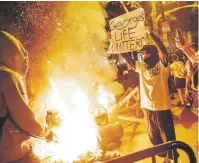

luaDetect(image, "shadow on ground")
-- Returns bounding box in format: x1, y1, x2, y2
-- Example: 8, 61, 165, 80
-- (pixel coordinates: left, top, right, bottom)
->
172, 109, 198, 128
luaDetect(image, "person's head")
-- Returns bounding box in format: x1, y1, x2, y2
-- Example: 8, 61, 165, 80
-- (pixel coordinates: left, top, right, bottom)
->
0, 31, 28, 76
171, 54, 178, 62
189, 43, 198, 54
141, 44, 159, 69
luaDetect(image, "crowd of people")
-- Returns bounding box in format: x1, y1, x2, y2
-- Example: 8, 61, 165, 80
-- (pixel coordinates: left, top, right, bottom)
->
117, 35, 198, 111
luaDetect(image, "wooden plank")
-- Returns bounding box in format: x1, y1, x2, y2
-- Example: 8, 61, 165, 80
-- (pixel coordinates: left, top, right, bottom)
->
118, 115, 144, 123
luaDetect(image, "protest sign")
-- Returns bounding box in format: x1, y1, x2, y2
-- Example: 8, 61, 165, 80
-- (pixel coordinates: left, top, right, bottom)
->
108, 8, 146, 54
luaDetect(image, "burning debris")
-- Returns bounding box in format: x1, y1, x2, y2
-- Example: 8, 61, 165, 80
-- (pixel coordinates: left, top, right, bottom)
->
32, 78, 123, 163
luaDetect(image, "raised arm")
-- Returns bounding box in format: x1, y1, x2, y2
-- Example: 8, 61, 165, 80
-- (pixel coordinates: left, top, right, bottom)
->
149, 32, 169, 67
175, 31, 196, 63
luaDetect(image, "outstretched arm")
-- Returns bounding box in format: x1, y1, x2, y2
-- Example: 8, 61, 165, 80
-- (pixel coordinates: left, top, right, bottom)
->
175, 31, 196, 63
149, 32, 169, 67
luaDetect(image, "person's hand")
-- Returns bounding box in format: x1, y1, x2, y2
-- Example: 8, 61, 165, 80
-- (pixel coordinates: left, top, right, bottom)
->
175, 30, 189, 50
45, 130, 56, 143
145, 22, 153, 35
46, 110, 61, 129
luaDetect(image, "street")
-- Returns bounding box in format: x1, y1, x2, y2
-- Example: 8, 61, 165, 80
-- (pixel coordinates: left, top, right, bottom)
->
117, 93, 198, 163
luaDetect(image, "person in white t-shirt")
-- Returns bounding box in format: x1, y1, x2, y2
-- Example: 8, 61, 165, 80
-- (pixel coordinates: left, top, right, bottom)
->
129, 32, 179, 163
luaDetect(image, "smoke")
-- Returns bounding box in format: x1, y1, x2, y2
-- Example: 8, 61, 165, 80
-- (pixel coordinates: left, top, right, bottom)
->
28, 4, 124, 161
24, 2, 124, 102
52, 2, 123, 96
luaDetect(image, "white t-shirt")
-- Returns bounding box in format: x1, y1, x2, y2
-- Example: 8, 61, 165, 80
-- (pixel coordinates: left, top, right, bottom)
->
136, 61, 171, 111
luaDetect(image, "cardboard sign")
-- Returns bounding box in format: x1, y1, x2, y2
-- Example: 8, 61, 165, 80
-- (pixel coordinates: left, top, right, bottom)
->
108, 8, 146, 54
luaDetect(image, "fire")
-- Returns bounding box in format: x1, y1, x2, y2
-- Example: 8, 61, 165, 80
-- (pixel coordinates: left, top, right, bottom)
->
26, 2, 122, 162
97, 85, 116, 114
33, 78, 99, 162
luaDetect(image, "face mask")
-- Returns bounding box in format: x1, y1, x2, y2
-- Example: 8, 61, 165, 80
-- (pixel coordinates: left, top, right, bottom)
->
143, 54, 159, 69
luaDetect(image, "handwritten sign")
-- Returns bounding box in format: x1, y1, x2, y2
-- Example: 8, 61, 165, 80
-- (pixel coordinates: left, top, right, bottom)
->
108, 8, 146, 54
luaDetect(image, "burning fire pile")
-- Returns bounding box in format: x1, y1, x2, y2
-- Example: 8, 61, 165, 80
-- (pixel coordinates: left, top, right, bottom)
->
32, 78, 122, 163
21, 2, 125, 162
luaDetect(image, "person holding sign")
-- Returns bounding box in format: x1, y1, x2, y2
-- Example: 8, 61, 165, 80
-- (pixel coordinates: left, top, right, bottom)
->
128, 32, 179, 163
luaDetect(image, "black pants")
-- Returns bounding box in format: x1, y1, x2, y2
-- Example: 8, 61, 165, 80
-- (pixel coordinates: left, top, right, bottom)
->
143, 109, 179, 160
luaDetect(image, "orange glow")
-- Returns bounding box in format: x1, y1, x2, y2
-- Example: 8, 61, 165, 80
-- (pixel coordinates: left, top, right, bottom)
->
33, 78, 99, 162
29, 3, 124, 162
97, 85, 116, 114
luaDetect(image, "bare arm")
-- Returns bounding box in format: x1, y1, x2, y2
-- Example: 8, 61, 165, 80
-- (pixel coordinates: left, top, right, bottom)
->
181, 47, 195, 61
175, 31, 195, 62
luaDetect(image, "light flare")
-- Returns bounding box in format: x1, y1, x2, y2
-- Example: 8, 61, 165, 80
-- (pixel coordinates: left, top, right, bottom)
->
33, 79, 99, 163
97, 85, 116, 114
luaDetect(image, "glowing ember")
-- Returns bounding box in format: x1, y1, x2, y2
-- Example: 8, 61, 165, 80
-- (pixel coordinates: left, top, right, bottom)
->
33, 79, 99, 163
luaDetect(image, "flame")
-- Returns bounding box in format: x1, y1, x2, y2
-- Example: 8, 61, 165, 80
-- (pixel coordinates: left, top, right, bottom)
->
33, 78, 99, 162
97, 85, 116, 114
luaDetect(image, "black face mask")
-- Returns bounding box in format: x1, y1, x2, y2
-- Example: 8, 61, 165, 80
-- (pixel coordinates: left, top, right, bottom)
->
143, 54, 159, 69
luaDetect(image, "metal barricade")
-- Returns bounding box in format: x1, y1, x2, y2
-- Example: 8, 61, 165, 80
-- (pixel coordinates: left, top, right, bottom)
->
103, 141, 196, 163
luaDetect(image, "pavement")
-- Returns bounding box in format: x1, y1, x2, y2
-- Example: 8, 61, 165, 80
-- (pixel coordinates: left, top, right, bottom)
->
115, 93, 198, 163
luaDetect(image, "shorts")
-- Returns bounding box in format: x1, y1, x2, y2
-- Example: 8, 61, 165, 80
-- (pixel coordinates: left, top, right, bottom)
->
174, 77, 185, 88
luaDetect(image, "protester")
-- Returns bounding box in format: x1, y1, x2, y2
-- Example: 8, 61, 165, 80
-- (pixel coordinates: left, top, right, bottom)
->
170, 54, 186, 107
0, 31, 55, 163
128, 31, 179, 163
175, 30, 198, 64
175, 31, 198, 109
